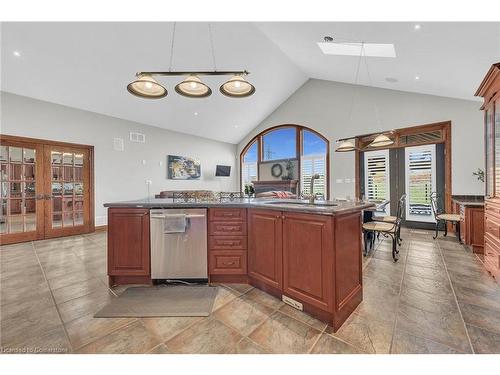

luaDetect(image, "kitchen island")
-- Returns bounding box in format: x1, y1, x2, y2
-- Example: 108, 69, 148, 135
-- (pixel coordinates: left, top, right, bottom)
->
103, 198, 373, 331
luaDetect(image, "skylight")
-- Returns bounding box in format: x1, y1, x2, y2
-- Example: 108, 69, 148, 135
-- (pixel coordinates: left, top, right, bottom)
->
317, 42, 396, 58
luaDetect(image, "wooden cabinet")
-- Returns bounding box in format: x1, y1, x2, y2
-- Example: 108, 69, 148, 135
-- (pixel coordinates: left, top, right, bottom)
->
453, 200, 484, 254
107, 207, 151, 286
247, 208, 363, 331
208, 208, 248, 282
247, 209, 283, 291
476, 62, 500, 279
282, 212, 333, 310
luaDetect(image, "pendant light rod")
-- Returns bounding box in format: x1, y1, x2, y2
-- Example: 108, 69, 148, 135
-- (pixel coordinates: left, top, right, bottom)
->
136, 70, 250, 77
337, 129, 395, 143
168, 22, 177, 72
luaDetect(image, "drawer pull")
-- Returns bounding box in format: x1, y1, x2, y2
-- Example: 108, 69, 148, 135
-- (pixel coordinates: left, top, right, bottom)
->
223, 261, 236, 266
221, 240, 237, 245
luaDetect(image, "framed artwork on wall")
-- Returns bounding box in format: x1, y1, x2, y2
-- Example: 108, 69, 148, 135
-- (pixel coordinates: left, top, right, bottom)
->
167, 155, 201, 180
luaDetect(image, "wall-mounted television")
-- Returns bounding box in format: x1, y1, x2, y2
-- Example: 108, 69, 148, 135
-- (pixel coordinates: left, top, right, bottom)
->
215, 165, 231, 177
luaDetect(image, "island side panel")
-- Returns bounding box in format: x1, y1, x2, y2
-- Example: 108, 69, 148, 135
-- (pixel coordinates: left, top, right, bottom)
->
107, 207, 152, 287
282, 212, 333, 312
332, 211, 363, 331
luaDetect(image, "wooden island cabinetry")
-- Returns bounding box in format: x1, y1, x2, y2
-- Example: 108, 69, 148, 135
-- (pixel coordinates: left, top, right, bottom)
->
247, 208, 363, 331
105, 202, 369, 330
107, 207, 151, 286
208, 208, 248, 283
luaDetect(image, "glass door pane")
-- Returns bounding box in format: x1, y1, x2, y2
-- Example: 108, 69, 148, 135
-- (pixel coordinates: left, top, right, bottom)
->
405, 144, 437, 222
0, 144, 40, 238
486, 108, 494, 197
495, 100, 500, 195
364, 150, 390, 215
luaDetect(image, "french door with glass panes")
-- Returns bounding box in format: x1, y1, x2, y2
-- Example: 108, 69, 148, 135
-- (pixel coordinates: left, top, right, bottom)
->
1, 136, 93, 245
1, 140, 44, 243
44, 145, 91, 239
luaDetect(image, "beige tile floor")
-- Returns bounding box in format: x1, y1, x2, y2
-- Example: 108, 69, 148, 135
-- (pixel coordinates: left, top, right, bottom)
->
1, 228, 500, 354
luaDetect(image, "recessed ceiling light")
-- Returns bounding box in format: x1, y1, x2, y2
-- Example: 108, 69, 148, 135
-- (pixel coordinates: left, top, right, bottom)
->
13, 51, 21, 57
385, 77, 399, 83
234, 125, 239, 128
317, 42, 396, 58
415, 76, 420, 80
414, 24, 421, 30
194, 112, 198, 116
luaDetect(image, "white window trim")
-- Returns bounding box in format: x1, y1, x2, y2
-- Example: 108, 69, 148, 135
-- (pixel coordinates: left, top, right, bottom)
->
404, 144, 437, 223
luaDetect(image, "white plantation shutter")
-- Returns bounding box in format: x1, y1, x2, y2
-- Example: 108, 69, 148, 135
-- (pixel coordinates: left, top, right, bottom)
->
241, 162, 257, 191
301, 154, 326, 197
364, 150, 390, 214
405, 144, 436, 222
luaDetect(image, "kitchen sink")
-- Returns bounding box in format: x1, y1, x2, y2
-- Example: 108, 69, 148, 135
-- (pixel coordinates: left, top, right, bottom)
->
264, 201, 337, 207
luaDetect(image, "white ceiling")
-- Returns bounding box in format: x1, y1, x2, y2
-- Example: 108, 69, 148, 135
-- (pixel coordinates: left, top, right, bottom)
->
2, 22, 500, 144
0, 22, 307, 144
256, 22, 500, 101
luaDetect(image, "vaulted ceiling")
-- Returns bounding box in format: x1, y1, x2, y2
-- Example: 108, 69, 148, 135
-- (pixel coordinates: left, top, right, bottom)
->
2, 22, 499, 144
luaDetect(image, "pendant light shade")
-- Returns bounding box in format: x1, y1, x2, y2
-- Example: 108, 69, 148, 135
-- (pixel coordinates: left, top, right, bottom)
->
174, 75, 212, 98
369, 134, 394, 148
335, 140, 356, 152
220, 75, 256, 98
127, 74, 167, 99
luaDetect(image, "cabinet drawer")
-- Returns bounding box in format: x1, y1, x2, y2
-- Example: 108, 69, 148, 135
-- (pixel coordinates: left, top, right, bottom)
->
209, 250, 247, 275
485, 215, 500, 238
209, 221, 247, 236
484, 241, 500, 277
209, 208, 246, 222
485, 201, 500, 218
209, 235, 247, 250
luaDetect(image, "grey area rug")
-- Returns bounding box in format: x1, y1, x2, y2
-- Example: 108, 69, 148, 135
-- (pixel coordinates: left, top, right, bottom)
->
94, 285, 217, 318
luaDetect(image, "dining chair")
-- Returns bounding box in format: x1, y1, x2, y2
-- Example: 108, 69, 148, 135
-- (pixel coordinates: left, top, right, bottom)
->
430, 192, 462, 243
362, 194, 406, 262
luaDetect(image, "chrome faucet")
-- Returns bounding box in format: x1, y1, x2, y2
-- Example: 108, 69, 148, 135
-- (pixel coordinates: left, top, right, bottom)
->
309, 174, 321, 204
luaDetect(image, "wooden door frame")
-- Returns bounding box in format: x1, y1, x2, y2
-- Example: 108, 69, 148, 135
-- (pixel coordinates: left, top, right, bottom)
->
354, 121, 452, 222
0, 134, 95, 240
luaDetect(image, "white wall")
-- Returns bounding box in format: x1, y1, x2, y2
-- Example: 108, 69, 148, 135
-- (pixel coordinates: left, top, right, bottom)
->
238, 79, 485, 198
1, 92, 238, 225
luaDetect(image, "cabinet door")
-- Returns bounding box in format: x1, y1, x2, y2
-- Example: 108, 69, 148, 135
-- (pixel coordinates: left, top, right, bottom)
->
247, 209, 283, 290
282, 212, 333, 310
108, 208, 150, 276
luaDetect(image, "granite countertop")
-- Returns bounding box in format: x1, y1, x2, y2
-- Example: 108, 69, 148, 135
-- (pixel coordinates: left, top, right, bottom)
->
104, 198, 375, 216
452, 195, 485, 207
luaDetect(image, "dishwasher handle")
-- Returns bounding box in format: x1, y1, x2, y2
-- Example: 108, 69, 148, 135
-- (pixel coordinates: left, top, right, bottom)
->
150, 214, 206, 219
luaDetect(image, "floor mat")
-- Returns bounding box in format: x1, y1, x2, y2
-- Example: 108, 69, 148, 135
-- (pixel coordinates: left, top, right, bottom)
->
94, 285, 217, 318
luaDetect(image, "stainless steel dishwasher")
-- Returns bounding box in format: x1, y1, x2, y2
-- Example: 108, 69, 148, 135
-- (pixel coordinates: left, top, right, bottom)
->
150, 208, 208, 281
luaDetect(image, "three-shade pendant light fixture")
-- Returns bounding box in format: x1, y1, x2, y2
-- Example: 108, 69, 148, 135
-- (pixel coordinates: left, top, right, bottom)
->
127, 23, 255, 100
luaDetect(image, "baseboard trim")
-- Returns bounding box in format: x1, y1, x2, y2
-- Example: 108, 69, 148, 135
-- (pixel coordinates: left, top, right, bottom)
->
95, 225, 107, 232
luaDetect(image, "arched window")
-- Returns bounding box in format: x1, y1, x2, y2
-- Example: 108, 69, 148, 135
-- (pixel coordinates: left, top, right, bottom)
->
240, 125, 329, 198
